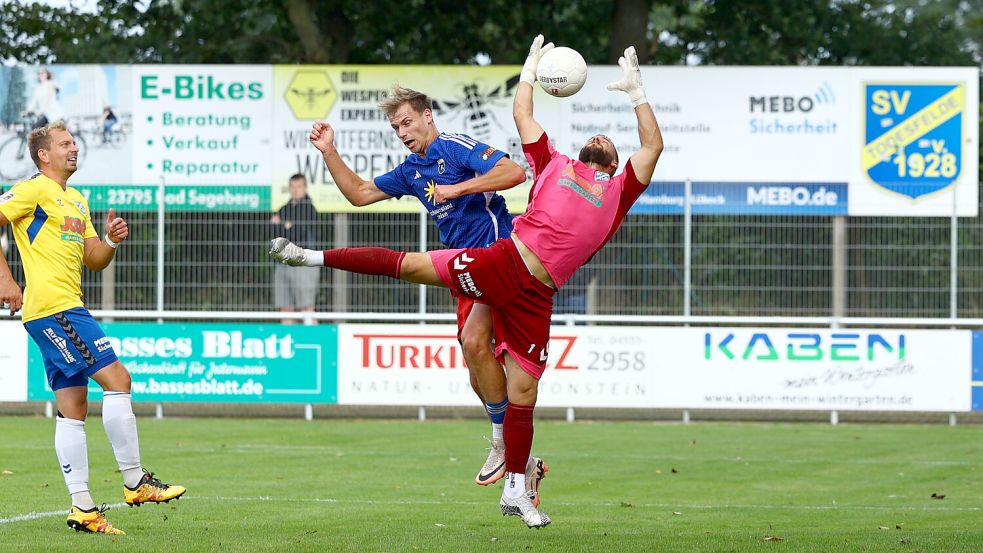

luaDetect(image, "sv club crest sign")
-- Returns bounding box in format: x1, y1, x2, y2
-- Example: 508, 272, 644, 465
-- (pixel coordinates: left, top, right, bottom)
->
863, 83, 965, 199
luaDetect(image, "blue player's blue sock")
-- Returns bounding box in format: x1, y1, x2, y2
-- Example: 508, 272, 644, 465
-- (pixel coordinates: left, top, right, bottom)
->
485, 398, 508, 425
485, 398, 508, 441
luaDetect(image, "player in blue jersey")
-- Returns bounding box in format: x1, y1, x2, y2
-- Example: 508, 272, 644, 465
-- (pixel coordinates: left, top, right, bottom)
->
308, 85, 549, 494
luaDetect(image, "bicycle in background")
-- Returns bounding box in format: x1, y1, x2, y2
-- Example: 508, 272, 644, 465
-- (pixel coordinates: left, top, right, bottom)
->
0, 112, 87, 183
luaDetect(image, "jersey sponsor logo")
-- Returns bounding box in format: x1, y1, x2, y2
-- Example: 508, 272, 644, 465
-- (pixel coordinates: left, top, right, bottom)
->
437, 158, 446, 174
94, 336, 113, 353
557, 164, 606, 207
863, 83, 964, 199
0, 192, 13, 204
414, 170, 422, 179
60, 216, 85, 234
60, 216, 85, 243
428, 202, 454, 220
43, 327, 77, 364
424, 180, 439, 205
481, 146, 497, 161
456, 271, 483, 297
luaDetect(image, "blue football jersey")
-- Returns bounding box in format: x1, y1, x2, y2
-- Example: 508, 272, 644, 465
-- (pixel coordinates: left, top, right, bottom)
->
374, 133, 513, 248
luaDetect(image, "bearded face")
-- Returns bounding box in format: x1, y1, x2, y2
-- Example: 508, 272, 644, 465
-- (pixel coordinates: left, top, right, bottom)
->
577, 135, 618, 168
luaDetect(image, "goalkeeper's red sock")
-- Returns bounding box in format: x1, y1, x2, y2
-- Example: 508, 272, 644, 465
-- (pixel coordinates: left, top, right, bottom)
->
322, 248, 406, 279
503, 403, 535, 474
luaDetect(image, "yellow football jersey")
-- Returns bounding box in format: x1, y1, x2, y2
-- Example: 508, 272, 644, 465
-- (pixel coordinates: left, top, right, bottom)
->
0, 173, 98, 322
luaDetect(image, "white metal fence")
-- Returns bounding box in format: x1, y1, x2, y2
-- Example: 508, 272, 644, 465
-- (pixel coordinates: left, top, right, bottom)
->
1, 187, 980, 321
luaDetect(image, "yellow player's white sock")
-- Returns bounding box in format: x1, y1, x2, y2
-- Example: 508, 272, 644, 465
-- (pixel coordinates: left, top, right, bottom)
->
55, 417, 96, 510
102, 391, 143, 488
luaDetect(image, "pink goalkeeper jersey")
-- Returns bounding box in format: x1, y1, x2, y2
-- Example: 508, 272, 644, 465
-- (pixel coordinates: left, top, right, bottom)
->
513, 132, 647, 289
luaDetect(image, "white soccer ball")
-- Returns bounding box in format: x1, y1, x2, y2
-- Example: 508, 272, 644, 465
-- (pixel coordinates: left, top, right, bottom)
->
536, 47, 587, 98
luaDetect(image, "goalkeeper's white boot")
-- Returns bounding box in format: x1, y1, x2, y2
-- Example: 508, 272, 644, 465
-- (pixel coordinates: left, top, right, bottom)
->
475, 438, 506, 485
269, 237, 307, 266
500, 488, 552, 529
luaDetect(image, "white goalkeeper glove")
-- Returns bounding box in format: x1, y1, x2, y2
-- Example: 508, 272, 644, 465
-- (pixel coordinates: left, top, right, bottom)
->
520, 34, 555, 86
607, 46, 647, 107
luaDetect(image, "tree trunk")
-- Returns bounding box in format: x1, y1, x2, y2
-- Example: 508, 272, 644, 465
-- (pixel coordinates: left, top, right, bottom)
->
283, 0, 330, 63
323, 8, 352, 63
608, 0, 652, 64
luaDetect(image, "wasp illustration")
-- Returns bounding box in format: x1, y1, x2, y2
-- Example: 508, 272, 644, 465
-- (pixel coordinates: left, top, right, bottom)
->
432, 75, 520, 145
290, 87, 333, 109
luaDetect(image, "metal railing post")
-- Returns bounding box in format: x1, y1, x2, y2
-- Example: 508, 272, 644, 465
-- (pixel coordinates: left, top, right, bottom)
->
156, 177, 165, 322
418, 206, 427, 315
683, 179, 692, 319
951, 181, 958, 319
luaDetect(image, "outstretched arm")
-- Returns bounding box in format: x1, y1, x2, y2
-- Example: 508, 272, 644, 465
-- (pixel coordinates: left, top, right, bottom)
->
432, 157, 526, 203
607, 46, 664, 184
310, 121, 391, 206
513, 35, 553, 144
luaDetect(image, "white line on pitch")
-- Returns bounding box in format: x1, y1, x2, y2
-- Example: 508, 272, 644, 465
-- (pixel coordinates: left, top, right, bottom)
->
0, 502, 125, 525
3, 496, 978, 526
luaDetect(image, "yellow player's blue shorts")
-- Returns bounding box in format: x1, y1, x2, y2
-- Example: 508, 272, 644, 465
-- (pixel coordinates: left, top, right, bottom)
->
23, 307, 118, 390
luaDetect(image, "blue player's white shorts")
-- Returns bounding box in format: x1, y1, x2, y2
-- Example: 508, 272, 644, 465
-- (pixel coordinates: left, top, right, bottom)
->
23, 307, 118, 391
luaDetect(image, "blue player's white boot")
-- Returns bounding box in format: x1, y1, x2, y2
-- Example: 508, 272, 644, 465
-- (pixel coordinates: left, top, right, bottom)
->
269, 238, 307, 266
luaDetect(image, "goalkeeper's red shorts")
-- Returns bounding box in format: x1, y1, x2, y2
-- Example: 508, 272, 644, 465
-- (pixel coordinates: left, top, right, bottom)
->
430, 237, 555, 379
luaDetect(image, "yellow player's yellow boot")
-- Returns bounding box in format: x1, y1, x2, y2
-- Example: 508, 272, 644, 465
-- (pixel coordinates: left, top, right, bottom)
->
66, 505, 125, 535
123, 470, 187, 506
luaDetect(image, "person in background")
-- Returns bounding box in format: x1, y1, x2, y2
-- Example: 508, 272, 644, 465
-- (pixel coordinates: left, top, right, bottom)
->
100, 105, 118, 144
25, 67, 64, 129
270, 173, 320, 324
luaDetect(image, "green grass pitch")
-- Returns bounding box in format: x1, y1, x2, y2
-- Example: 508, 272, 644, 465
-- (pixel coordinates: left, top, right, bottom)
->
1, 416, 981, 552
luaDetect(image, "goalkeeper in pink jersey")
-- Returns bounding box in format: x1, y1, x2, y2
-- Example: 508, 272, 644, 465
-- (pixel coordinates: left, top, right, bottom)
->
270, 34, 664, 529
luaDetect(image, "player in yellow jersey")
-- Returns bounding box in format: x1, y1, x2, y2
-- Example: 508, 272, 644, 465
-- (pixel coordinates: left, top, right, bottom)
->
0, 121, 186, 535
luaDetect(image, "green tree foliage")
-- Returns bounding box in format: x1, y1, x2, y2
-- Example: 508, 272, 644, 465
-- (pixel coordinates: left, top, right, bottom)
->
650, 0, 983, 66
0, 0, 307, 64
2, 0, 981, 68
0, 0, 615, 64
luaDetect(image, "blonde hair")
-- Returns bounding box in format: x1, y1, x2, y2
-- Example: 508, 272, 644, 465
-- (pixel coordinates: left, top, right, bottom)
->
378, 85, 432, 119
28, 120, 69, 168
